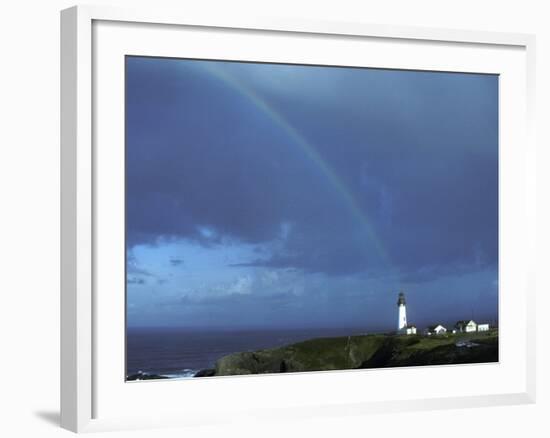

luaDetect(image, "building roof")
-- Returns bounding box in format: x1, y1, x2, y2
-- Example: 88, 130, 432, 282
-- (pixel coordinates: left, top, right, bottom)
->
455, 320, 476, 327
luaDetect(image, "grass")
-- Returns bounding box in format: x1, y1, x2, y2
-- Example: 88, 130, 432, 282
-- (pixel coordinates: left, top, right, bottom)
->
214, 329, 499, 376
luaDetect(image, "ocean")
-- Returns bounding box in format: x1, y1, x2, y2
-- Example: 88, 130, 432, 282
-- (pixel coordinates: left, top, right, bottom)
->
126, 327, 369, 378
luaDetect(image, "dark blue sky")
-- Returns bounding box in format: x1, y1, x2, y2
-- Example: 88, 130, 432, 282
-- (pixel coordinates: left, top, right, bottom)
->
125, 56, 498, 330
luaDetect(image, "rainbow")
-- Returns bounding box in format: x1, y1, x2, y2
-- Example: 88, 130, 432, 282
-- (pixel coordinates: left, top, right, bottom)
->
192, 61, 392, 270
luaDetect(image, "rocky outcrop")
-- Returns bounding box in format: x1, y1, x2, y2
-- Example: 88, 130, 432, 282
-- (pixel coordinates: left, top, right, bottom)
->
214, 331, 498, 376
194, 368, 216, 377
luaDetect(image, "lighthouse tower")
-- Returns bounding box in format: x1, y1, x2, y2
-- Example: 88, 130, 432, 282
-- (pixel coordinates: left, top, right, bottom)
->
397, 291, 407, 331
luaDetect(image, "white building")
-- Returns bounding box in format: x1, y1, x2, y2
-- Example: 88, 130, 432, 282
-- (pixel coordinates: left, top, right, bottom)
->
425, 324, 447, 335
396, 292, 416, 335
402, 325, 417, 335
397, 292, 407, 331
455, 320, 477, 333
477, 323, 490, 332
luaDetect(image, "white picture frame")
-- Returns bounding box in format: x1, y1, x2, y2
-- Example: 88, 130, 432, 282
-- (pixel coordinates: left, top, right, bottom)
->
60, 4, 537, 433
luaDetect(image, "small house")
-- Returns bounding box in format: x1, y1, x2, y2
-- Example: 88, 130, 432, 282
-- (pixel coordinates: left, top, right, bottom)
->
477, 323, 490, 332
425, 324, 447, 335
399, 324, 417, 335
455, 320, 477, 333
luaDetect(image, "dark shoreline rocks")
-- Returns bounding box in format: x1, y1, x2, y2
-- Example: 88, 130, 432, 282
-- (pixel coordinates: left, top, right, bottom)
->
194, 368, 216, 378
126, 371, 169, 381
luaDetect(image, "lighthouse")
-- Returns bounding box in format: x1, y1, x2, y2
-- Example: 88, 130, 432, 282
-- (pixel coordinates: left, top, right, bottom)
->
397, 291, 407, 331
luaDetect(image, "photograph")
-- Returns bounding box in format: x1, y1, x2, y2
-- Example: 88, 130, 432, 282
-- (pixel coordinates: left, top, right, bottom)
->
125, 56, 499, 381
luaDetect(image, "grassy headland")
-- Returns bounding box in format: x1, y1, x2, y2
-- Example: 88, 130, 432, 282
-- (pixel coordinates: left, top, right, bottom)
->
211, 329, 498, 377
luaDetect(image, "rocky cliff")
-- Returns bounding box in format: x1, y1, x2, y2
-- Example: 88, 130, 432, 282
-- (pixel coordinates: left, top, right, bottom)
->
212, 331, 498, 377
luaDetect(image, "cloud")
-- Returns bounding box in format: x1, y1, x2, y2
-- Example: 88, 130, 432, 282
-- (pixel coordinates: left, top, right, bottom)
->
127, 277, 146, 285
169, 257, 184, 267
125, 57, 498, 282
127, 251, 155, 277
127, 264, 498, 329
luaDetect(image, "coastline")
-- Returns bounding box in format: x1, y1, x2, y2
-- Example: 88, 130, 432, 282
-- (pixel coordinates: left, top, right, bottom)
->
126, 329, 498, 381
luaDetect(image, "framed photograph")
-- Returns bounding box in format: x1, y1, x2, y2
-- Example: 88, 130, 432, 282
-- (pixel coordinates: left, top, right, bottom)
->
61, 5, 536, 433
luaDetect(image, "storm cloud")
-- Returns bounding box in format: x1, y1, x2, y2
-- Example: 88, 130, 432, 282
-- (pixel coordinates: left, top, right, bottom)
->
125, 57, 498, 328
